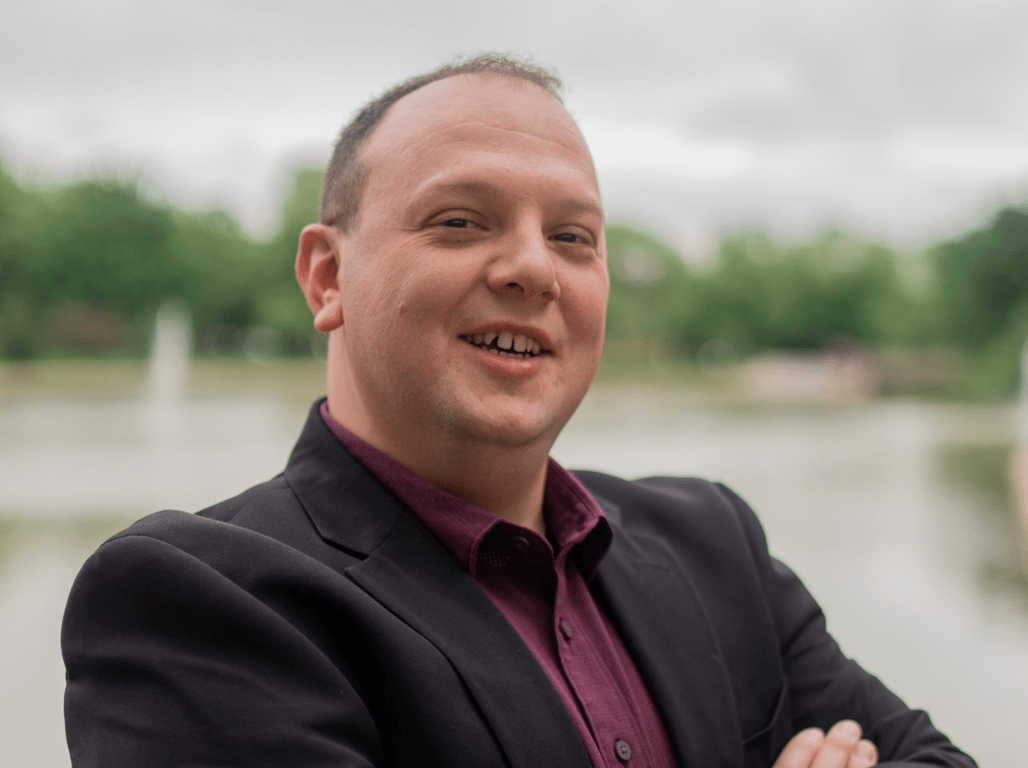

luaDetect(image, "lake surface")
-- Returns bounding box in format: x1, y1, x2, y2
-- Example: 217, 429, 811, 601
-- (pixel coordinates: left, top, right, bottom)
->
0, 381, 1023, 767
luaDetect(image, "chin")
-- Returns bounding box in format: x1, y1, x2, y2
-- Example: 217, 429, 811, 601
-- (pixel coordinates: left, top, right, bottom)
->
449, 404, 566, 450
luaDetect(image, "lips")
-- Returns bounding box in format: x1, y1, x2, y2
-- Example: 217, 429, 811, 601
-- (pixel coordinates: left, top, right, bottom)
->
461, 330, 548, 360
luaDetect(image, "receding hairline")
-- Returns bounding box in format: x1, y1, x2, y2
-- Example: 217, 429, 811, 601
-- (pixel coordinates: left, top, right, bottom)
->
375, 71, 568, 132
360, 73, 579, 165
320, 54, 565, 232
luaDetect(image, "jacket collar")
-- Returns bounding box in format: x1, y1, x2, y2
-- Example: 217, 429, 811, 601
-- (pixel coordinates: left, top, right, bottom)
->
283, 399, 408, 557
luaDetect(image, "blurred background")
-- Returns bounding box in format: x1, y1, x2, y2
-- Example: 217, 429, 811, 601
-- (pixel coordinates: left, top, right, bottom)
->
2, 0, 1028, 766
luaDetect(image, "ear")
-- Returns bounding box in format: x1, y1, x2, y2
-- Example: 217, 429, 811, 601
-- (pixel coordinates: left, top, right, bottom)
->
296, 224, 344, 332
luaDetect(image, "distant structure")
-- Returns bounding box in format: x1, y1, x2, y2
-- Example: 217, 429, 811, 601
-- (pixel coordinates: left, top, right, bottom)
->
1013, 339, 1028, 542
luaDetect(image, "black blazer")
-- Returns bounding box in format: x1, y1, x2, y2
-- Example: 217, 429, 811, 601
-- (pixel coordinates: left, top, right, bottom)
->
63, 401, 975, 768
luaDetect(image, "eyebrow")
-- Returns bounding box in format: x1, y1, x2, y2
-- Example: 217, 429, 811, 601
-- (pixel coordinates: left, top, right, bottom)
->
561, 197, 606, 220
416, 179, 605, 221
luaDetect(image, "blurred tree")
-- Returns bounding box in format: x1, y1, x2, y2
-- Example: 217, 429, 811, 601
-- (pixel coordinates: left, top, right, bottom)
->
254, 167, 324, 353
1, 152, 1024, 399
930, 205, 1028, 346
929, 205, 1028, 395
686, 229, 919, 355
38, 180, 178, 312
1, 175, 183, 355
0, 161, 44, 357
0, 166, 321, 359
604, 223, 696, 363
170, 209, 263, 338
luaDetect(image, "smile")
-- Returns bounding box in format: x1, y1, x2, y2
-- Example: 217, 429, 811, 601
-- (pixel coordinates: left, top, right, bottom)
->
461, 331, 546, 360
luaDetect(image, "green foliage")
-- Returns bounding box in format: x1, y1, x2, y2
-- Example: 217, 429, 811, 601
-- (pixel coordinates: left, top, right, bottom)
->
930, 205, 1028, 347
689, 230, 922, 353
255, 168, 324, 346
1, 172, 187, 355
927, 205, 1028, 396
42, 181, 179, 311
0, 165, 324, 359
605, 225, 923, 362
604, 224, 696, 363
0, 156, 1025, 398
0, 161, 43, 357
169, 209, 262, 330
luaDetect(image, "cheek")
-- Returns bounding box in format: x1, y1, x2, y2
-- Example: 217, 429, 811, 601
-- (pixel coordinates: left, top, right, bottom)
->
347, 254, 430, 324
342, 261, 410, 359
390, 256, 479, 327
387, 271, 452, 326
565, 271, 609, 341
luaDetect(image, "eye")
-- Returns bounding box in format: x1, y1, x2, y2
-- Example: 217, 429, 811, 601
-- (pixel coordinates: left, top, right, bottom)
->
443, 218, 471, 228
551, 232, 586, 244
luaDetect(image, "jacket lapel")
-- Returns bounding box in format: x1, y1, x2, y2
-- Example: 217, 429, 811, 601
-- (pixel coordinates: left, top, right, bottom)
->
345, 513, 592, 768
592, 496, 744, 768
285, 403, 591, 768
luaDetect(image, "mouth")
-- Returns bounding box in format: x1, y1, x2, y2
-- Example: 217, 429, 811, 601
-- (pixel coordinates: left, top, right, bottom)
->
460, 331, 549, 360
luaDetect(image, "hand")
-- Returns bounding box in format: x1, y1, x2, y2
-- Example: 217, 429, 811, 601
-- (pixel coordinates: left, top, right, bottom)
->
773, 720, 878, 768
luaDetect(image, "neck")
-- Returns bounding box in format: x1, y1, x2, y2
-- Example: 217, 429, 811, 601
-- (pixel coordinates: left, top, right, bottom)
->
336, 399, 551, 532
325, 400, 551, 536
407, 435, 551, 533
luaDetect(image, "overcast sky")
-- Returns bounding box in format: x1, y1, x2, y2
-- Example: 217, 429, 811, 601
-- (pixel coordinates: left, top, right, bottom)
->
2, 0, 1027, 255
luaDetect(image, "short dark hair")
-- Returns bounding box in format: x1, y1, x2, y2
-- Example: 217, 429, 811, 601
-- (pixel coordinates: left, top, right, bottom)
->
320, 53, 563, 231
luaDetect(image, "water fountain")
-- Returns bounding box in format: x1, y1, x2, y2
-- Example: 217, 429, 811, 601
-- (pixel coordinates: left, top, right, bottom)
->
145, 298, 192, 441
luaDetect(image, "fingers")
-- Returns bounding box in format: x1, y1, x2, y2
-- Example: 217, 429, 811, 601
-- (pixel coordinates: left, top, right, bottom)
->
773, 721, 878, 768
810, 719, 862, 767
772, 727, 825, 768
814, 721, 880, 768
849, 739, 878, 768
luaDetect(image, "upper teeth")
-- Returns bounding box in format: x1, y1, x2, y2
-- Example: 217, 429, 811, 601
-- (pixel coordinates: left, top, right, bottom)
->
467, 332, 542, 356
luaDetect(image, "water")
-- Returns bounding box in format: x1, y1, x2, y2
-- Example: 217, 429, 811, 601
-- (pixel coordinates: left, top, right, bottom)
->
0, 381, 1023, 767
553, 389, 1027, 768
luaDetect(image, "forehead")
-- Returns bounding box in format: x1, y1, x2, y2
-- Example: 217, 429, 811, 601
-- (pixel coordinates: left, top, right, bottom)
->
359, 74, 599, 200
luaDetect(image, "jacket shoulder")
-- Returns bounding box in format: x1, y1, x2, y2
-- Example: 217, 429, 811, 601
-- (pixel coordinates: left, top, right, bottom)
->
97, 470, 358, 579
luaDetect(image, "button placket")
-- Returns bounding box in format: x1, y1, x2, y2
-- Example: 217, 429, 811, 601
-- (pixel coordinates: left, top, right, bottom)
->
552, 551, 576, 667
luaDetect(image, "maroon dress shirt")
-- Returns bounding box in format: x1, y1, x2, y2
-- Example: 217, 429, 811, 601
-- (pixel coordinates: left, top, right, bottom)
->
320, 403, 677, 768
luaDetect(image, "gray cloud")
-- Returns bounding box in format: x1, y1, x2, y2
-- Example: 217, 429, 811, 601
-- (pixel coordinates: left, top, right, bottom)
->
2, 0, 1026, 243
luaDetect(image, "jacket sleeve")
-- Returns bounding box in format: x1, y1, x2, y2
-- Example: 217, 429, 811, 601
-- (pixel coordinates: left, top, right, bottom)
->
62, 532, 383, 768
714, 482, 978, 768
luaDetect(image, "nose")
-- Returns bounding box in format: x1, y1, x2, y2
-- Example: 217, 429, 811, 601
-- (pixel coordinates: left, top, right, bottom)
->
486, 225, 561, 303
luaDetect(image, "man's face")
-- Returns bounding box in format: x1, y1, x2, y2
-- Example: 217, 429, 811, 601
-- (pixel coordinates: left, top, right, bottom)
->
332, 73, 608, 453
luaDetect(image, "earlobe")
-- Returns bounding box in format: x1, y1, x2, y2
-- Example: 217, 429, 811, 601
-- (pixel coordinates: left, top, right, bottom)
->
296, 224, 345, 332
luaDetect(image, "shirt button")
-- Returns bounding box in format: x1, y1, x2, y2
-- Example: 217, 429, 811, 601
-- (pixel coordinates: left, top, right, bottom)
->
614, 739, 632, 762
512, 535, 530, 551
559, 619, 573, 640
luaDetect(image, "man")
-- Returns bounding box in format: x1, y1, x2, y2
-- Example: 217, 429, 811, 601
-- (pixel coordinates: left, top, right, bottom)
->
63, 55, 975, 768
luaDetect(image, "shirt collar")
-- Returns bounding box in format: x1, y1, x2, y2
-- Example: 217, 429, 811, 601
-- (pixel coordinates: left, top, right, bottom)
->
319, 400, 612, 579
